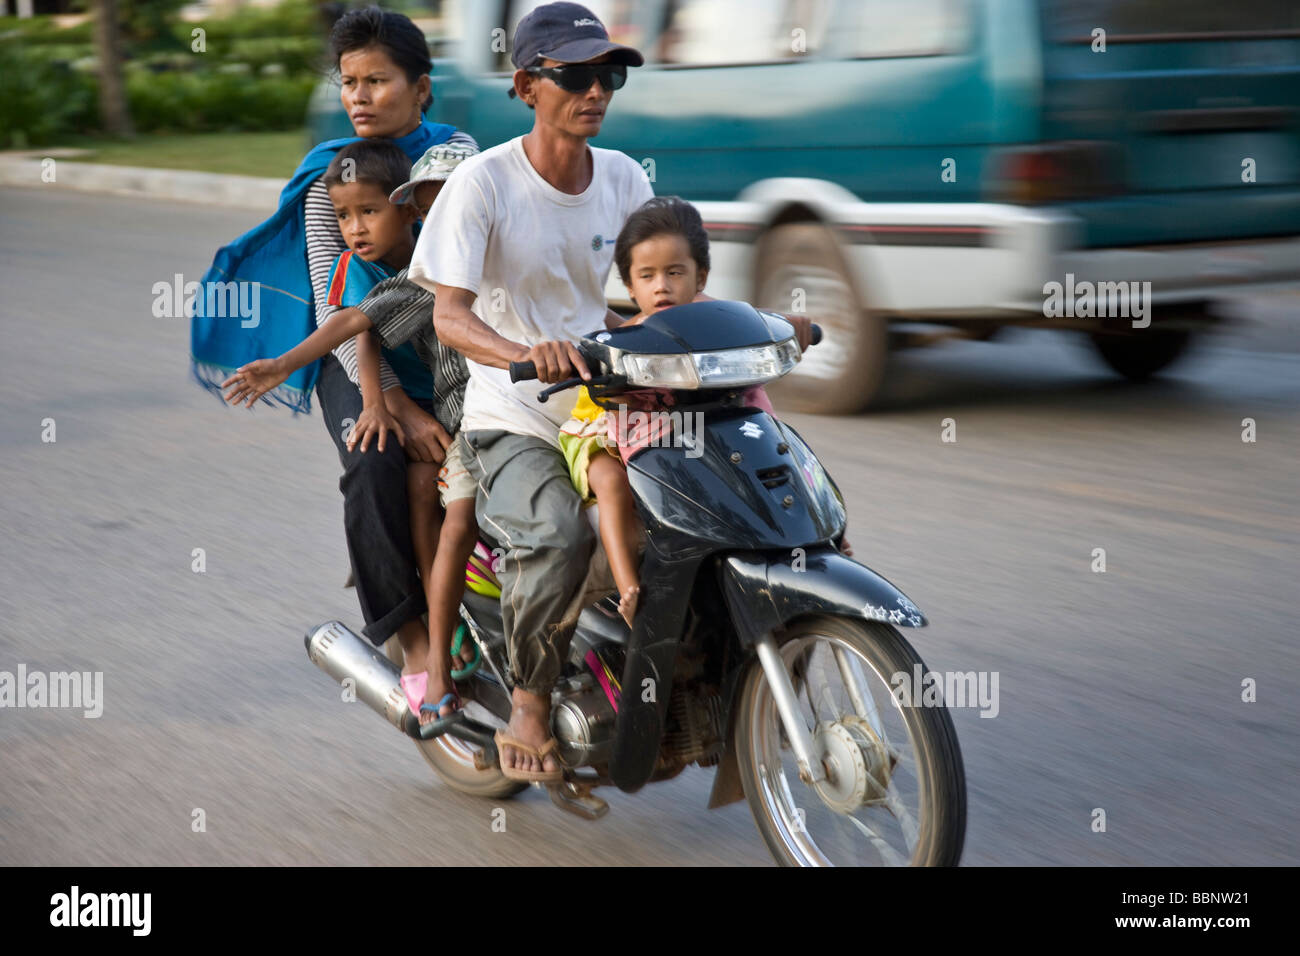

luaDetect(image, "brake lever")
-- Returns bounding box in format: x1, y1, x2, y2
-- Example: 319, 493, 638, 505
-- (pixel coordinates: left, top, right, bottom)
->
537, 373, 626, 404
536, 376, 584, 403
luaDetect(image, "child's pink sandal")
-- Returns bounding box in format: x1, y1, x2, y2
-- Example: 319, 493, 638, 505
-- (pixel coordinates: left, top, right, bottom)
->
399, 671, 427, 715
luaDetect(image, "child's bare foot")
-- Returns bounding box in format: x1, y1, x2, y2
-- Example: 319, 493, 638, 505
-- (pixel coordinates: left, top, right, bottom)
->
453, 637, 476, 671
419, 658, 460, 726
618, 585, 640, 628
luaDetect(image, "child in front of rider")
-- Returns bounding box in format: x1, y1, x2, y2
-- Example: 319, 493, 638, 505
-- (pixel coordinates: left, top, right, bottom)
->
559, 196, 851, 627
222, 139, 483, 733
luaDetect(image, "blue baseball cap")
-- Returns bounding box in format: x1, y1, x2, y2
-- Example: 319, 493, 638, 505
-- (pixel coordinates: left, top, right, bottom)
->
510, 2, 644, 70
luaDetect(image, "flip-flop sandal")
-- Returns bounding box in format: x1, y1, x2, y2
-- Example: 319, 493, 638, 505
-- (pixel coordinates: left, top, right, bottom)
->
399, 671, 427, 715
493, 731, 564, 783
449, 622, 482, 680
418, 692, 466, 739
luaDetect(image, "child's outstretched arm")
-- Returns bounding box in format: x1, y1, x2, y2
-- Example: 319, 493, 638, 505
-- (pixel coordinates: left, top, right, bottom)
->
221, 307, 374, 407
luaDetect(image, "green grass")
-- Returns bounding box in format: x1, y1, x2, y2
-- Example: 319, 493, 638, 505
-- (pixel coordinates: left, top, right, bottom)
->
62, 130, 309, 179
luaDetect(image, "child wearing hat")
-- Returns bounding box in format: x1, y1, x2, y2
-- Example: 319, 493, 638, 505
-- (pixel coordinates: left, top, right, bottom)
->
224, 138, 485, 734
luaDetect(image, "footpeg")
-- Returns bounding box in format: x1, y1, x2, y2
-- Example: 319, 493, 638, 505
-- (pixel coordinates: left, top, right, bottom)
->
549, 779, 609, 820
442, 717, 499, 749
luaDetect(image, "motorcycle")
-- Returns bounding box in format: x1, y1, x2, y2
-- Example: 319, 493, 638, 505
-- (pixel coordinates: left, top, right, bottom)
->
305, 299, 966, 866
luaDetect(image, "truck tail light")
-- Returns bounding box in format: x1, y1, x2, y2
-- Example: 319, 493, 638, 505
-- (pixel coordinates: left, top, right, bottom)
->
986, 141, 1125, 205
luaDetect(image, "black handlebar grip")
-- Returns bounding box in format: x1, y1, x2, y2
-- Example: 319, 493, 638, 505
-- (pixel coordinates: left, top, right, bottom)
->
509, 361, 537, 383
810, 323, 823, 346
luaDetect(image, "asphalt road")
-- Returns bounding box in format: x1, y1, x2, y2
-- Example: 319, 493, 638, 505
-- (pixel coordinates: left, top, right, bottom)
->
1, 186, 1296, 866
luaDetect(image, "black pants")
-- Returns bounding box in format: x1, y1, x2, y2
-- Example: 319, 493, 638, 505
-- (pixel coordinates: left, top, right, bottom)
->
314, 354, 428, 645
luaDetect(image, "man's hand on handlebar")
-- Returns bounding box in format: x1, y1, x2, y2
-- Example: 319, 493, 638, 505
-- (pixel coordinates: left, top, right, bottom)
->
519, 340, 591, 384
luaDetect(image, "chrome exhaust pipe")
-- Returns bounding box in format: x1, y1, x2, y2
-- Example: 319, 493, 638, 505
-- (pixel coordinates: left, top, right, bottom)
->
304, 620, 419, 738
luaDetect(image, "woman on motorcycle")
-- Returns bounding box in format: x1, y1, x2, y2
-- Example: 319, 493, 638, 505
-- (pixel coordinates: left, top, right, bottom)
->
191, 6, 477, 674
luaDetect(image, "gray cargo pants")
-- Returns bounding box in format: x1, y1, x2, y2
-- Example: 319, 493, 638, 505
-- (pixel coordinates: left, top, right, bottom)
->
462, 429, 597, 696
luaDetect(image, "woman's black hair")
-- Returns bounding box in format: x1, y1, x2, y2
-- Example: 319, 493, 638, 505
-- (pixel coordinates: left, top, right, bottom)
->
322, 139, 412, 197
330, 5, 433, 112
613, 196, 711, 285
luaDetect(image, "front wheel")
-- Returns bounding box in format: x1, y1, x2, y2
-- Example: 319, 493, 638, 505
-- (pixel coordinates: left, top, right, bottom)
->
734, 616, 966, 866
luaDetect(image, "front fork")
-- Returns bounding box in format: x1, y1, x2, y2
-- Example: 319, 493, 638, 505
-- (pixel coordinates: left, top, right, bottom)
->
753, 632, 889, 786
754, 633, 826, 784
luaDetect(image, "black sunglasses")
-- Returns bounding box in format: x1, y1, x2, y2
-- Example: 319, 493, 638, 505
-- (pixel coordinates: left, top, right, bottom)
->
512, 63, 627, 97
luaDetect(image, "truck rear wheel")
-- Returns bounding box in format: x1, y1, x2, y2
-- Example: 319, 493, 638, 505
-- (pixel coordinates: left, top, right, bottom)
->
755, 223, 885, 414
1089, 329, 1193, 380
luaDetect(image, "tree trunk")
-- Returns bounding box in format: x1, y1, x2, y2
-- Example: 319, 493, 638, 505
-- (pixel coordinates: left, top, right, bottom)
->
93, 0, 134, 137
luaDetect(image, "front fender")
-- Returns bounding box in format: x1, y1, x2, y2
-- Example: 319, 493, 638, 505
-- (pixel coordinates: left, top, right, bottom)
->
706, 547, 926, 810
719, 547, 926, 645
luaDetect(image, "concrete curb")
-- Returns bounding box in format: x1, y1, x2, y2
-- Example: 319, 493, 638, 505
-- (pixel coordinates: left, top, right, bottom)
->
0, 150, 284, 212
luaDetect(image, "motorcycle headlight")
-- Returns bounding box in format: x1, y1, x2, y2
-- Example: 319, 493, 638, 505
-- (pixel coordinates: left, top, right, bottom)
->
616, 338, 801, 389
618, 353, 701, 388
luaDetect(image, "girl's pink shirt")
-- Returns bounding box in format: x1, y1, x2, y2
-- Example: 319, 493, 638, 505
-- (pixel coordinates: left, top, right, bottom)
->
605, 298, 777, 463
605, 385, 774, 465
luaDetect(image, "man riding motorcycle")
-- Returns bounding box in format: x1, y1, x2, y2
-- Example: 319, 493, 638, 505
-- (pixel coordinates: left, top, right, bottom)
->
410, 3, 813, 780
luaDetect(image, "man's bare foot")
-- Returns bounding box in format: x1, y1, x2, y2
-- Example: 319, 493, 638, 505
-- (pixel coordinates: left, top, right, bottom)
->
499, 689, 559, 776
618, 585, 640, 628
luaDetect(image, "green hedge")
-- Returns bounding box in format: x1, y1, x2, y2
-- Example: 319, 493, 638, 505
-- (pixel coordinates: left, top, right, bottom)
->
0, 16, 94, 45
0, 0, 326, 143
167, 0, 318, 44
1, 0, 321, 47
127, 70, 316, 133
0, 42, 316, 143
0, 46, 98, 148
192, 34, 326, 74
11, 35, 326, 77
19, 41, 96, 63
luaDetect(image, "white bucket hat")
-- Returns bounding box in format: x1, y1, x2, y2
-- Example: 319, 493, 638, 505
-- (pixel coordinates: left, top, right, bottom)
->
389, 140, 480, 205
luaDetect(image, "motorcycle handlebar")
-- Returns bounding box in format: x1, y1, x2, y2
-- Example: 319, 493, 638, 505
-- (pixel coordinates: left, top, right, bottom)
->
509, 360, 537, 383
508, 324, 821, 384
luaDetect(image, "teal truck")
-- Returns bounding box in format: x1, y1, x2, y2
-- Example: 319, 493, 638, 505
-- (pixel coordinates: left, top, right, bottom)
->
310, 0, 1300, 413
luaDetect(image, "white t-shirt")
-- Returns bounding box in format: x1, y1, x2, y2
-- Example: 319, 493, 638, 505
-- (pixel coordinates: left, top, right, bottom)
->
408, 135, 654, 445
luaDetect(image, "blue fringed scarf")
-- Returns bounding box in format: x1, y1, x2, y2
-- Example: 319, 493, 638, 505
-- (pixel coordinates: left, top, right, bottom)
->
189, 119, 456, 413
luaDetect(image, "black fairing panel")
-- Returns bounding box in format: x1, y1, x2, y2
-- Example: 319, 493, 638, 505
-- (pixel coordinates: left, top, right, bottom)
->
607, 409, 850, 792
626, 409, 846, 553
608, 535, 707, 792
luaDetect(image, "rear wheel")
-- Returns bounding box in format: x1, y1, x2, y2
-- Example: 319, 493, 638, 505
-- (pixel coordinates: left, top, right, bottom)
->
735, 616, 965, 866
383, 635, 525, 800
754, 222, 886, 414
1089, 329, 1194, 380
415, 729, 525, 799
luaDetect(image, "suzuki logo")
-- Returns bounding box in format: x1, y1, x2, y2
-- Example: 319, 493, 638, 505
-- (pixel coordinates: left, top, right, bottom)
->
740, 422, 763, 439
